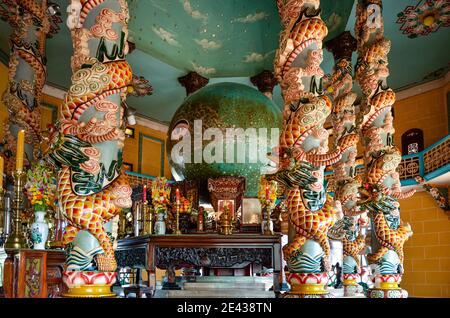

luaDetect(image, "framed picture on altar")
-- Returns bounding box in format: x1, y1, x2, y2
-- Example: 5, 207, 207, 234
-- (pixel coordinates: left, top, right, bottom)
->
241, 197, 262, 225
240, 197, 262, 233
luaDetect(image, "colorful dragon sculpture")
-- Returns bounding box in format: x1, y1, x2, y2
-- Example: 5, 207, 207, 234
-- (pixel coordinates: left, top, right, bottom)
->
0, 0, 57, 175
354, 0, 414, 298
45, 0, 134, 295
324, 31, 367, 296
269, 0, 342, 297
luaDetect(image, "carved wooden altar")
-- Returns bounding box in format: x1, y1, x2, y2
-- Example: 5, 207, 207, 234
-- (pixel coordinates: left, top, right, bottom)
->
115, 234, 282, 296
2, 249, 65, 298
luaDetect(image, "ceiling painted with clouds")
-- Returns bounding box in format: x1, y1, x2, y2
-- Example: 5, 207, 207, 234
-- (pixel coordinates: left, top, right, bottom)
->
0, 0, 449, 124
127, 0, 353, 77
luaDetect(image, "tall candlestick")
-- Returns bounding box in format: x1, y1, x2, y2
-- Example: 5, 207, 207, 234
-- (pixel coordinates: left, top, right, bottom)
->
175, 200, 181, 235
16, 129, 25, 172
0, 155, 3, 188
4, 194, 11, 235
143, 184, 147, 202
4, 170, 27, 249
176, 188, 180, 202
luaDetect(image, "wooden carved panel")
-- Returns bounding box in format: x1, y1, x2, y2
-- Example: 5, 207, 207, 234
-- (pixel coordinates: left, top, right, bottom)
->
155, 247, 272, 269
17, 251, 46, 298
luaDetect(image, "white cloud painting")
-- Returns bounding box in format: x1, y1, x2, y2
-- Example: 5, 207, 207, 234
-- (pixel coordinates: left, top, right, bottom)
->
152, 27, 179, 46
191, 62, 216, 75
182, 0, 208, 22
234, 11, 269, 23
195, 38, 222, 50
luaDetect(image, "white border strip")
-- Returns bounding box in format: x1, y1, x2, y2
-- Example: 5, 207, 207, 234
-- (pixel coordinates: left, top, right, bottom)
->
135, 116, 169, 133
396, 70, 450, 101
43, 84, 66, 100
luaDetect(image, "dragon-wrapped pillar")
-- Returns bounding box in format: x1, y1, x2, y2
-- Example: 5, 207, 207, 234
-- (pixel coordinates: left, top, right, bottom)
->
354, 0, 415, 298
0, 0, 56, 178
270, 0, 342, 298
325, 31, 367, 297
46, 0, 133, 297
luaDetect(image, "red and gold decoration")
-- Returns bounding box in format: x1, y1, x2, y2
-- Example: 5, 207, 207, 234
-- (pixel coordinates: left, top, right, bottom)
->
396, 0, 450, 38
151, 177, 171, 213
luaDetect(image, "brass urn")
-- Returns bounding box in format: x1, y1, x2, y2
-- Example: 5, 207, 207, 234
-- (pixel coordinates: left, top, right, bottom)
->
218, 206, 233, 235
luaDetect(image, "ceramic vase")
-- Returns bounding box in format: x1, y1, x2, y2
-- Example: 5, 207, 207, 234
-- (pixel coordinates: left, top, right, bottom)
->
154, 212, 166, 235
31, 211, 49, 250
261, 219, 274, 234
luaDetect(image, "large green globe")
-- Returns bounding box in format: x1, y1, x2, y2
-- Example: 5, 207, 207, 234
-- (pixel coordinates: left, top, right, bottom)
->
167, 82, 282, 199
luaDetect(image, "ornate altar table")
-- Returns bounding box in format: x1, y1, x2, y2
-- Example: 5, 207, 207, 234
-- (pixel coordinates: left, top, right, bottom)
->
115, 234, 282, 296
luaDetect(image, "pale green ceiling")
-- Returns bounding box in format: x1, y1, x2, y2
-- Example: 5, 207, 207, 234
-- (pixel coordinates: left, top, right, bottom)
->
127, 0, 353, 77
0, 0, 449, 123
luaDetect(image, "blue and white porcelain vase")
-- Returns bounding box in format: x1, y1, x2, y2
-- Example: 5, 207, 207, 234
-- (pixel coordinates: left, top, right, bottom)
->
31, 211, 49, 250
154, 211, 166, 235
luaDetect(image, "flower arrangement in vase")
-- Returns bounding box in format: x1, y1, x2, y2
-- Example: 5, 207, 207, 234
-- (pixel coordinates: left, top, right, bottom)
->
24, 160, 56, 249
151, 177, 171, 234
258, 177, 278, 234
258, 176, 278, 208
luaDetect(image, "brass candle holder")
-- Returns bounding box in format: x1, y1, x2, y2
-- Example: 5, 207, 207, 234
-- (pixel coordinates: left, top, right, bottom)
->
263, 199, 274, 236
174, 201, 181, 235
4, 170, 27, 249
143, 201, 153, 235
0, 187, 5, 245
218, 206, 233, 235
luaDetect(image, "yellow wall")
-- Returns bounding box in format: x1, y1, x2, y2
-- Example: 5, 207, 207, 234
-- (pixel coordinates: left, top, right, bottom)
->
123, 124, 171, 179
0, 63, 61, 141
395, 82, 449, 298
394, 84, 449, 149
400, 192, 450, 298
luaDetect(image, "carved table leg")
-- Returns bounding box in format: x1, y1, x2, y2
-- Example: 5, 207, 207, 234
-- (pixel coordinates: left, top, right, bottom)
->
3, 254, 15, 298
146, 269, 156, 297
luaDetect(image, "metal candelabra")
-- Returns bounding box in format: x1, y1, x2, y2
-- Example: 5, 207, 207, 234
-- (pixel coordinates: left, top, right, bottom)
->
4, 170, 27, 249
143, 201, 153, 235
0, 187, 5, 246
175, 201, 181, 235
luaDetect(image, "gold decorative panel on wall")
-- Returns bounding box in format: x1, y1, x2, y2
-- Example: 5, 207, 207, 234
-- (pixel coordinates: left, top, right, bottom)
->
138, 133, 165, 177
